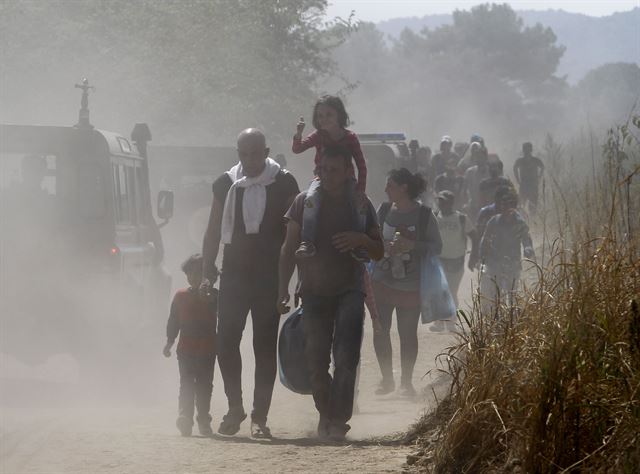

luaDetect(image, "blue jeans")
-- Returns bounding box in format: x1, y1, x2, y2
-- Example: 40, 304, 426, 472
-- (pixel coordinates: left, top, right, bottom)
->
301, 178, 366, 243
301, 290, 365, 425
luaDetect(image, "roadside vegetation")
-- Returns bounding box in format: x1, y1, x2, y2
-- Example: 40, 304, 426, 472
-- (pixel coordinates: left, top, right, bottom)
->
406, 116, 640, 473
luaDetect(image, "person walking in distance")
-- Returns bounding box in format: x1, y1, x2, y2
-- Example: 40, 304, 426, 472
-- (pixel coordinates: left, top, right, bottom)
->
432, 191, 478, 332
513, 142, 544, 215
479, 189, 535, 311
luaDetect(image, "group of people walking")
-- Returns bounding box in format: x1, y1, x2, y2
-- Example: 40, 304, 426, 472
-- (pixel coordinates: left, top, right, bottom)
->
162, 95, 542, 442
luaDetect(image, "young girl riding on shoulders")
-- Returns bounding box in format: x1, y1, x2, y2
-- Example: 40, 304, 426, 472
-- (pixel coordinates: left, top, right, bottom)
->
291, 95, 368, 260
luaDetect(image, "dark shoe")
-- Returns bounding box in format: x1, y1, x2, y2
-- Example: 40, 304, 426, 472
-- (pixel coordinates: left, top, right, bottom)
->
399, 383, 417, 398
218, 409, 247, 436
295, 241, 317, 258
176, 416, 192, 437
251, 421, 273, 439
328, 422, 350, 442
198, 422, 214, 437
375, 378, 395, 395
317, 416, 330, 439
350, 247, 370, 263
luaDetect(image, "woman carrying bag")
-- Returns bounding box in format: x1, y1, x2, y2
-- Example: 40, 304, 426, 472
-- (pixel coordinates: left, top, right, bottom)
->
370, 168, 442, 397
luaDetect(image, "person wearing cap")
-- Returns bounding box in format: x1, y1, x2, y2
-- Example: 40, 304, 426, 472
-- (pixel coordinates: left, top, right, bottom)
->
431, 136, 460, 179
433, 190, 478, 331
457, 134, 487, 173
513, 142, 544, 215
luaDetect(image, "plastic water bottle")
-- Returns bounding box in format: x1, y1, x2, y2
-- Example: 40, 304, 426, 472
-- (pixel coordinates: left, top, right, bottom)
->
391, 231, 406, 279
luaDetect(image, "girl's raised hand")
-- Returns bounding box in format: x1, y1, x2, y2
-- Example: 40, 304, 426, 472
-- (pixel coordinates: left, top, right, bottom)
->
296, 116, 305, 135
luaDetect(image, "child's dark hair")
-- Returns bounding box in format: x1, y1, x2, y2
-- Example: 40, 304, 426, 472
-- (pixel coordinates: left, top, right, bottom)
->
181, 253, 203, 274
322, 145, 352, 168
312, 95, 350, 130
388, 168, 427, 200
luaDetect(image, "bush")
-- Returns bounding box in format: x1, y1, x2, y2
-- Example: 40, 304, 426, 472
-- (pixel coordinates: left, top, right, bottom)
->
408, 117, 640, 473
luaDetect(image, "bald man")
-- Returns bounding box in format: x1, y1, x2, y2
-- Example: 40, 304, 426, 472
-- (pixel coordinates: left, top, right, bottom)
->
201, 129, 299, 438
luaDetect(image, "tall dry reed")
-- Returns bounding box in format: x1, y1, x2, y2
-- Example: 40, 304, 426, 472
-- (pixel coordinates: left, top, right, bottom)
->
410, 116, 640, 473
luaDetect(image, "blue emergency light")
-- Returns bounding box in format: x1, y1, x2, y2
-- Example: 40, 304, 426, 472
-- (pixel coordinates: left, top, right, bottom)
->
358, 133, 406, 143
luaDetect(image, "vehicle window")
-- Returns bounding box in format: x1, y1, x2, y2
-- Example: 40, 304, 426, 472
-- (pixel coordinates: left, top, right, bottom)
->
0, 153, 56, 195
113, 163, 131, 224
125, 164, 138, 224
134, 165, 146, 223
117, 137, 132, 154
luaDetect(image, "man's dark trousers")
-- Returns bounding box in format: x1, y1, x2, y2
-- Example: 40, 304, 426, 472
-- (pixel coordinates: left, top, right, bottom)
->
217, 273, 280, 425
302, 290, 365, 425
178, 355, 215, 425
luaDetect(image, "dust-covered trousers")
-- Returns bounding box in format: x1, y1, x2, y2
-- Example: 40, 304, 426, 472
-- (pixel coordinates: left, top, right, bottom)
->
302, 290, 365, 425
178, 354, 215, 425
480, 261, 521, 309
216, 272, 280, 424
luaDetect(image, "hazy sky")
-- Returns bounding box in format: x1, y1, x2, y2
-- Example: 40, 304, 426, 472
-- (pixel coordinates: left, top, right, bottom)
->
326, 0, 639, 21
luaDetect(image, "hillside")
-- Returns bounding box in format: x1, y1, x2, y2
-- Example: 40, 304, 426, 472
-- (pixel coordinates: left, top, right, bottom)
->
376, 7, 640, 82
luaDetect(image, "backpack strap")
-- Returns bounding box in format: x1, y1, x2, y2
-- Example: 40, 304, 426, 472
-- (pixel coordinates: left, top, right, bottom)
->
416, 204, 430, 242
459, 212, 466, 240
377, 201, 392, 227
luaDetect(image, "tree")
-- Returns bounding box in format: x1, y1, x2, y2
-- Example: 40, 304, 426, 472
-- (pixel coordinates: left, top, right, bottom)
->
331, 3, 568, 146
570, 63, 640, 131
0, 0, 346, 143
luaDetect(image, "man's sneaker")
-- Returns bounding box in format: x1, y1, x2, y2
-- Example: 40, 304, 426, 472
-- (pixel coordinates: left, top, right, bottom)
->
295, 241, 317, 258
375, 378, 395, 395
250, 421, 273, 439
399, 383, 417, 398
218, 409, 247, 436
328, 422, 351, 442
350, 247, 370, 263
198, 422, 214, 437
176, 416, 192, 437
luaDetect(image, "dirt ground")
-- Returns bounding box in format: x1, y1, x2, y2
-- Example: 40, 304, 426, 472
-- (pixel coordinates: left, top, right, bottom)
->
0, 307, 458, 474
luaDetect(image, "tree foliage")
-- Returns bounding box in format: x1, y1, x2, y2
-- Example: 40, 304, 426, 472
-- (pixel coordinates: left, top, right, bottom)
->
332, 3, 568, 146
0, 0, 349, 143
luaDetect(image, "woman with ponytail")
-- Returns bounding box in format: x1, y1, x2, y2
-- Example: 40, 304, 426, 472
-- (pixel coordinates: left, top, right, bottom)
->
370, 168, 442, 397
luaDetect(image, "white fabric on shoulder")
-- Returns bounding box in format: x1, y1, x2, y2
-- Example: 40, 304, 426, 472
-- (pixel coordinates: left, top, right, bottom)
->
221, 158, 281, 244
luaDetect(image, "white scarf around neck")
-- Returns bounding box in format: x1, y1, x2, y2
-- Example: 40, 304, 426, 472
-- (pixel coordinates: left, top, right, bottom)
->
221, 158, 281, 244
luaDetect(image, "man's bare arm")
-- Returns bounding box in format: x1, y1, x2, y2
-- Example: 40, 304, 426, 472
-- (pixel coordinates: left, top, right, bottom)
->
202, 197, 224, 282
278, 219, 301, 313
513, 161, 520, 185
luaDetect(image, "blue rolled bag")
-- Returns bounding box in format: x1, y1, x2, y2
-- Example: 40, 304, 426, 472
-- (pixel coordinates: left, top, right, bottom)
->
278, 306, 313, 394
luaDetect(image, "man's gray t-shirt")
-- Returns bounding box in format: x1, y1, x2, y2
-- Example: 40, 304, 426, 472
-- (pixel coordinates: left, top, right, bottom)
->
286, 189, 380, 297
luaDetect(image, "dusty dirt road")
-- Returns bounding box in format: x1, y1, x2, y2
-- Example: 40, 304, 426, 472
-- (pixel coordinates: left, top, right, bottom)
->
1, 311, 457, 474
